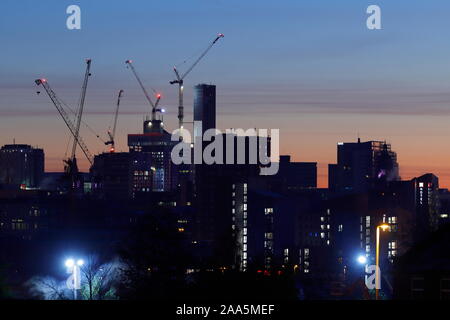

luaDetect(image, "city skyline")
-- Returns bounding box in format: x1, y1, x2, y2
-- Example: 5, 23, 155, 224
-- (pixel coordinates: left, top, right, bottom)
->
2, 0, 450, 188
3, 1, 450, 305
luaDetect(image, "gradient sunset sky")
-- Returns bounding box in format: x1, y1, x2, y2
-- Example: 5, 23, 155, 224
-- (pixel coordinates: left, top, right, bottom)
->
1, 0, 450, 188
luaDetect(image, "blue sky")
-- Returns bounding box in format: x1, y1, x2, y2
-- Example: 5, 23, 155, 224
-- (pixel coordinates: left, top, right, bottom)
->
2, 0, 450, 186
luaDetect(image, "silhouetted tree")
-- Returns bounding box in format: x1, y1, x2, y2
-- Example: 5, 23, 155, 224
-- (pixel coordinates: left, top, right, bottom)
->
26, 276, 68, 300
79, 255, 121, 300
26, 256, 120, 300
118, 208, 192, 299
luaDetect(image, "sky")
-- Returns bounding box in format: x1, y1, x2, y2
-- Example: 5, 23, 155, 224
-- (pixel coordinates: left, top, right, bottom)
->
1, 0, 450, 188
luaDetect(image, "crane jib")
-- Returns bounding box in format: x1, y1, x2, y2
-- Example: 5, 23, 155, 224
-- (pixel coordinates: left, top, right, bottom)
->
35, 78, 93, 165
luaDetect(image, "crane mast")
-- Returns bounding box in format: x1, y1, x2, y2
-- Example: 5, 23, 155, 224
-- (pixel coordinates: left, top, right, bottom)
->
105, 89, 124, 152
71, 59, 92, 161
170, 33, 224, 131
125, 60, 161, 120
35, 78, 93, 165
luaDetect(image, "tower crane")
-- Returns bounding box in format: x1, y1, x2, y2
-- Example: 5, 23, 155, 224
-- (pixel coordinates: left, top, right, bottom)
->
35, 78, 94, 167
35, 59, 93, 185
125, 60, 161, 121
68, 58, 92, 172
170, 33, 224, 131
105, 89, 124, 153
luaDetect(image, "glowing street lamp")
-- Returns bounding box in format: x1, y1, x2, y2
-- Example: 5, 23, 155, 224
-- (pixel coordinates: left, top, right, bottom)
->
376, 224, 389, 300
65, 258, 84, 300
357, 255, 367, 265
65, 259, 74, 268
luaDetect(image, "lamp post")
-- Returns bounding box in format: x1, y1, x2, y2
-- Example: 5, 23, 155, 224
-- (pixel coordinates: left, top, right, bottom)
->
357, 255, 367, 265
65, 258, 84, 300
375, 224, 389, 300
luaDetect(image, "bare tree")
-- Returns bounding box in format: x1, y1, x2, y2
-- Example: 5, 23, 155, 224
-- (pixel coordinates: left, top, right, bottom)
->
26, 255, 121, 300
26, 276, 69, 300
79, 255, 121, 300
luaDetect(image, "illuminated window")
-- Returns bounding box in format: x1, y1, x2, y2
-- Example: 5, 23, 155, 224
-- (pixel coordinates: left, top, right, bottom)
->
388, 216, 397, 224
304, 248, 309, 259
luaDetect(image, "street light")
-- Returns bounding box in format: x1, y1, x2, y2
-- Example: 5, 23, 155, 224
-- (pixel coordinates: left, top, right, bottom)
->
65, 258, 83, 300
376, 224, 389, 300
65, 259, 74, 268
357, 255, 367, 265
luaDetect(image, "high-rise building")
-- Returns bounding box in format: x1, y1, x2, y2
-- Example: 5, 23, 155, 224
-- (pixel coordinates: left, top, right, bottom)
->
328, 139, 399, 193
193, 84, 216, 138
329, 172, 441, 284
0, 144, 44, 189
128, 118, 177, 194
413, 173, 440, 240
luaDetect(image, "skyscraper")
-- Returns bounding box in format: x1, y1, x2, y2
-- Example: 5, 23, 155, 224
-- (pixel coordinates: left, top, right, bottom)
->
193, 84, 218, 255
193, 84, 216, 139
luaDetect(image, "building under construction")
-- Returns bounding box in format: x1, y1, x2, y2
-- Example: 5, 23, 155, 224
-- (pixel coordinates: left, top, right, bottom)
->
90, 116, 179, 199
128, 117, 178, 194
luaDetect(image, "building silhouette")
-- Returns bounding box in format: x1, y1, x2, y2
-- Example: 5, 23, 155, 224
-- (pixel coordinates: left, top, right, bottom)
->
328, 139, 399, 193
193, 84, 216, 138
128, 118, 178, 194
0, 144, 44, 189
